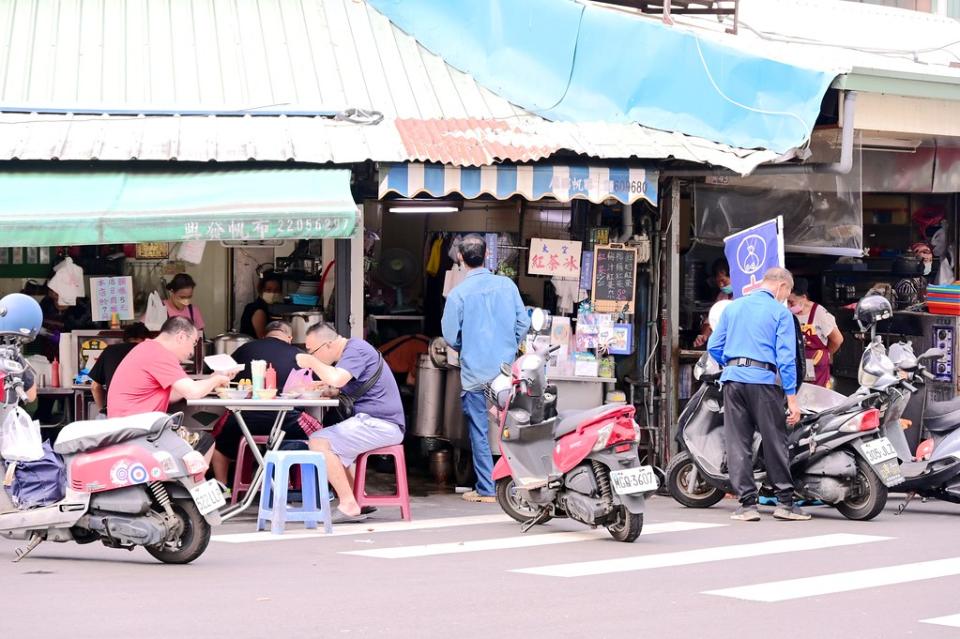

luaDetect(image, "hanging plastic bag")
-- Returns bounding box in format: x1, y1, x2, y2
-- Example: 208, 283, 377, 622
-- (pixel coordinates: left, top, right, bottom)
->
0, 407, 43, 462
282, 368, 315, 395
144, 291, 167, 331
10, 441, 65, 508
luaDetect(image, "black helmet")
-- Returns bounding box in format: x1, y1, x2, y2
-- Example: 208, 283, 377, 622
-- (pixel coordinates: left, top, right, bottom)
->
892, 255, 923, 277
856, 294, 893, 330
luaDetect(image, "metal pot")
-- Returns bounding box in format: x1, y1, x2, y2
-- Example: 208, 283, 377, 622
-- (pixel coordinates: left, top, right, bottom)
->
413, 354, 445, 438
211, 332, 252, 356
283, 311, 324, 344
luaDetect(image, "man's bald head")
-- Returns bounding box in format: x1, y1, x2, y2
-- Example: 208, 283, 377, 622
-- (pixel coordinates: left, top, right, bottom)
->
762, 267, 795, 303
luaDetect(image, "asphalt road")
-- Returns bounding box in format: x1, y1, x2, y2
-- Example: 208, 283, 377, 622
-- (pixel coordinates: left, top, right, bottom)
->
3, 491, 960, 639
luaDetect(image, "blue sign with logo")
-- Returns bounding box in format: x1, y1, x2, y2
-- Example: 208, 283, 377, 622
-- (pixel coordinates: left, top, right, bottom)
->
723, 217, 784, 298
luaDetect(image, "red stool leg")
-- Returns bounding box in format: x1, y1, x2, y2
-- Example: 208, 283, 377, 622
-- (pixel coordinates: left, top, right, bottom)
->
393, 446, 412, 521
353, 452, 371, 508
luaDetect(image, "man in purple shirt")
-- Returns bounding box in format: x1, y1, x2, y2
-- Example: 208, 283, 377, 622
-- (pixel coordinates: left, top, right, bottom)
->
297, 323, 404, 522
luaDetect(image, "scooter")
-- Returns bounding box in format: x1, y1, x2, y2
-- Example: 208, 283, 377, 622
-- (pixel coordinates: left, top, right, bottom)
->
666, 296, 903, 521
0, 342, 224, 563
879, 339, 960, 508
490, 331, 654, 542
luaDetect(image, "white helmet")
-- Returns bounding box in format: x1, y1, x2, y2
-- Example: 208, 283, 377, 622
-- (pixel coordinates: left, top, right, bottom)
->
707, 299, 733, 330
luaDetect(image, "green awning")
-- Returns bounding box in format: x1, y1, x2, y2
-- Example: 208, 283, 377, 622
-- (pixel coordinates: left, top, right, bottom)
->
0, 167, 358, 247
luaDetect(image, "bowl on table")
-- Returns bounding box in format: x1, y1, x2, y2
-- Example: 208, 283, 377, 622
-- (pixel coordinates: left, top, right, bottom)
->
216, 388, 251, 400
298, 390, 329, 400
254, 389, 277, 400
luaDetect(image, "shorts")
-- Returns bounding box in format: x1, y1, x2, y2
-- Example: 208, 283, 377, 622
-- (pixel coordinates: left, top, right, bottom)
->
310, 413, 403, 467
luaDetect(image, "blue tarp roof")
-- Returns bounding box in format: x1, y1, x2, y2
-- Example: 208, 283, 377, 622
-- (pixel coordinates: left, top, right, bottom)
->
368, 0, 838, 154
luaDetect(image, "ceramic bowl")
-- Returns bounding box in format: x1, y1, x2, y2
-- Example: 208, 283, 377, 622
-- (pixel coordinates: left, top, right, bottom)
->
254, 389, 278, 400
217, 388, 251, 400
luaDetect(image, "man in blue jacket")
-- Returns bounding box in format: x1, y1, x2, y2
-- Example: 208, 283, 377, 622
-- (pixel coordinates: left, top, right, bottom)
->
708, 267, 809, 521
442, 234, 529, 502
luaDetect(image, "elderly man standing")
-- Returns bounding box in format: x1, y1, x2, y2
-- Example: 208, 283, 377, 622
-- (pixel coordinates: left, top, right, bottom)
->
441, 234, 529, 503
296, 323, 405, 522
707, 267, 810, 522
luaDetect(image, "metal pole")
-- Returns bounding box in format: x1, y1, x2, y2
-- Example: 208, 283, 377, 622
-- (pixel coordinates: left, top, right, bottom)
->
660, 178, 681, 463
335, 238, 351, 336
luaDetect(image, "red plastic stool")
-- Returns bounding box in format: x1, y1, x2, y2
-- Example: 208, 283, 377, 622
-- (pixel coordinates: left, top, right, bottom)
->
232, 436, 269, 505
353, 445, 411, 521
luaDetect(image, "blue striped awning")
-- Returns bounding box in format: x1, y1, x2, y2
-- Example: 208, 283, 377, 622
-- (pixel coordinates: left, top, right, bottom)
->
379, 163, 658, 206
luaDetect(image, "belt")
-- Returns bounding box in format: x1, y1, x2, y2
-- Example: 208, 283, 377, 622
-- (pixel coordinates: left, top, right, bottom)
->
728, 357, 777, 373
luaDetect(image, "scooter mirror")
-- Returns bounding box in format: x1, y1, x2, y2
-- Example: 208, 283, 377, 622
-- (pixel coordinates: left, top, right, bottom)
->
530, 308, 552, 333
919, 347, 946, 361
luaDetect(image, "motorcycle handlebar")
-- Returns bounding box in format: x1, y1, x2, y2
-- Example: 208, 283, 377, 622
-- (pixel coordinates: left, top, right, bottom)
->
902, 380, 918, 394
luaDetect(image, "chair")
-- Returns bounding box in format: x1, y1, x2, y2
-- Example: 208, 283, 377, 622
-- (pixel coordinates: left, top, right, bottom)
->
257, 450, 332, 535
231, 436, 269, 505
353, 444, 412, 521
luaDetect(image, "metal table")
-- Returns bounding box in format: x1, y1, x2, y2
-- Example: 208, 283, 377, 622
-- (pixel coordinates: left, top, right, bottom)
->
185, 397, 339, 521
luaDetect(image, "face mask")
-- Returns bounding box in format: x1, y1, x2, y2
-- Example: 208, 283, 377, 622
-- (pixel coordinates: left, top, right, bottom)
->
262, 292, 281, 304
175, 297, 192, 308
720, 285, 732, 295
789, 304, 804, 315
923, 261, 933, 276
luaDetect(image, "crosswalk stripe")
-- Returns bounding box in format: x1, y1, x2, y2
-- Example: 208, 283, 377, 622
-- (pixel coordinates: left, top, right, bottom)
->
705, 557, 960, 602
211, 514, 512, 544
342, 521, 726, 559
921, 613, 960, 628
511, 533, 890, 578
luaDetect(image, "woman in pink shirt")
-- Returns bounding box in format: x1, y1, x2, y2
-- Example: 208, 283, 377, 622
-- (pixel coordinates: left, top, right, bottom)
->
162, 273, 205, 331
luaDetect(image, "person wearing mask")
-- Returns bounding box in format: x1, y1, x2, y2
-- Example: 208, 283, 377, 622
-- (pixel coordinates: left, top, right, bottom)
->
894, 242, 934, 309
210, 321, 307, 485
239, 274, 283, 339
693, 259, 732, 348
296, 322, 405, 522
89, 322, 150, 416
787, 278, 843, 389
107, 317, 231, 461
161, 273, 205, 332
708, 267, 810, 522
441, 234, 530, 503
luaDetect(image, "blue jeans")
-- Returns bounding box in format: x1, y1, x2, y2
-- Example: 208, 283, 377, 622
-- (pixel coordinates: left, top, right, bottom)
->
461, 389, 494, 496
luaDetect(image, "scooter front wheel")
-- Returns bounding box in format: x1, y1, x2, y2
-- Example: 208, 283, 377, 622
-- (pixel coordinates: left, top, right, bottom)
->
496, 477, 551, 525
145, 497, 211, 564
666, 451, 725, 508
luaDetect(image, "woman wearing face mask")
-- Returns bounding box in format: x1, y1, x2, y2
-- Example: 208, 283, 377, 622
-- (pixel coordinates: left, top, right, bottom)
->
239, 274, 283, 338
693, 259, 732, 348
162, 273, 205, 331
787, 277, 843, 388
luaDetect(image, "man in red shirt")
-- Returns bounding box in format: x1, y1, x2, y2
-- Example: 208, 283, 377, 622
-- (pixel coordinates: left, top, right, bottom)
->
108, 317, 232, 460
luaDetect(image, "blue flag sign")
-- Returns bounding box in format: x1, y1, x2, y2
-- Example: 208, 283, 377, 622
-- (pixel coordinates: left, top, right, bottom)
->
723, 217, 785, 299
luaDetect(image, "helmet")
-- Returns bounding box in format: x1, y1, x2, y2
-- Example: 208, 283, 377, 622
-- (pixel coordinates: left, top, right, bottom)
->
707, 299, 732, 330
855, 294, 893, 330
0, 293, 43, 341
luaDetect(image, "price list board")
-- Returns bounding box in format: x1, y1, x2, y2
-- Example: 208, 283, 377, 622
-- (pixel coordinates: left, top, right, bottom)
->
591, 244, 637, 313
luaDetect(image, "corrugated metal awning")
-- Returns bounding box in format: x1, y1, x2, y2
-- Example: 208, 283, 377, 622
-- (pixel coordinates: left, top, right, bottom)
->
379, 163, 658, 206
0, 168, 357, 247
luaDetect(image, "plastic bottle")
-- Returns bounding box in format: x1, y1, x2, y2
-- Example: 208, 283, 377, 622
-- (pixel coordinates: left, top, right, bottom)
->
265, 364, 277, 390
50, 358, 61, 388
110, 312, 120, 330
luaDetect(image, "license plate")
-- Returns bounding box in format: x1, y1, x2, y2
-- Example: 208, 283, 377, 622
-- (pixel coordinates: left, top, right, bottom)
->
189, 479, 227, 516
861, 437, 898, 465
609, 465, 658, 495
874, 458, 904, 487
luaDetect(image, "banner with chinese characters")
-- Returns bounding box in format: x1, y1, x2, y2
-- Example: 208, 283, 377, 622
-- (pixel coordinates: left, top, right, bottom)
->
91, 277, 135, 322
527, 238, 582, 278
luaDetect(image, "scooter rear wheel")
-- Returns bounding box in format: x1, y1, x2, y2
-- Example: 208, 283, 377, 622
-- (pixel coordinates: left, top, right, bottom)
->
606, 508, 643, 543
666, 451, 725, 508
836, 457, 888, 521
496, 477, 551, 525
145, 497, 211, 564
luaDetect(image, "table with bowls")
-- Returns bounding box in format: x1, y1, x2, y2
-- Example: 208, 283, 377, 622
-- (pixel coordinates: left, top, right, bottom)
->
187, 389, 339, 521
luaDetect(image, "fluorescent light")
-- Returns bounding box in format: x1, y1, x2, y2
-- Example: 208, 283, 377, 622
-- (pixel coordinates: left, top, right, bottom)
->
388, 205, 459, 214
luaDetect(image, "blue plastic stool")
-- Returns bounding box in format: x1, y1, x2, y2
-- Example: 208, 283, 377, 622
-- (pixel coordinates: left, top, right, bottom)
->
257, 450, 333, 535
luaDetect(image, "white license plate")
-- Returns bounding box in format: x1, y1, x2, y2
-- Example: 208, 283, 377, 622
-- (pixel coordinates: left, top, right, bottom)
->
189, 479, 227, 516
609, 465, 658, 495
861, 437, 898, 465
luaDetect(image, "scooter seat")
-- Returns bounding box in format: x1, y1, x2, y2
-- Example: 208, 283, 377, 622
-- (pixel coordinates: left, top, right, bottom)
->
924, 396, 960, 419
553, 405, 625, 438
924, 397, 960, 433
54, 412, 174, 455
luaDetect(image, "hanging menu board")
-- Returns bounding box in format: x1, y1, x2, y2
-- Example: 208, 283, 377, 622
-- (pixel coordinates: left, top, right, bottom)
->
591, 244, 637, 313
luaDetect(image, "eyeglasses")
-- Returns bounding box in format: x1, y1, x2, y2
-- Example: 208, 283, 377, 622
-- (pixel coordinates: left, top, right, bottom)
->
309, 340, 333, 356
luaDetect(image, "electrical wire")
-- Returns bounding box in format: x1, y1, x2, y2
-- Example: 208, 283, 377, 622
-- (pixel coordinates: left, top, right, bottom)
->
531, 3, 587, 114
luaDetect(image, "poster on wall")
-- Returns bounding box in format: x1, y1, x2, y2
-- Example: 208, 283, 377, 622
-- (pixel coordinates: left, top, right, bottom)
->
91, 276, 135, 322
527, 238, 582, 278
722, 216, 785, 298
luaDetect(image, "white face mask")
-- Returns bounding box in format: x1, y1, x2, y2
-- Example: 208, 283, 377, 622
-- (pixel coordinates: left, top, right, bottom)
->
262, 292, 281, 304
923, 261, 933, 276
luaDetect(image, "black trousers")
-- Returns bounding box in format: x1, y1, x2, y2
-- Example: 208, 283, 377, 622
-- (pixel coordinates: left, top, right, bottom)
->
722, 381, 794, 507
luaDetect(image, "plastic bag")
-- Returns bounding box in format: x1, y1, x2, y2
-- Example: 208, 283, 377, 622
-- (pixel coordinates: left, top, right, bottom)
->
10, 440, 66, 508
282, 368, 314, 395
144, 291, 167, 331
0, 407, 43, 462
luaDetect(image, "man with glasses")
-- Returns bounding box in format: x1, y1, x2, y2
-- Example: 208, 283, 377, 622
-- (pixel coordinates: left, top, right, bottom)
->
296, 322, 404, 522
107, 317, 231, 461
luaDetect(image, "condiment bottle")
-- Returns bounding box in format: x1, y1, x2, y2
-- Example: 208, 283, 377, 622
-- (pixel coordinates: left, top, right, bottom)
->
51, 358, 61, 388
110, 312, 120, 330
265, 364, 277, 390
